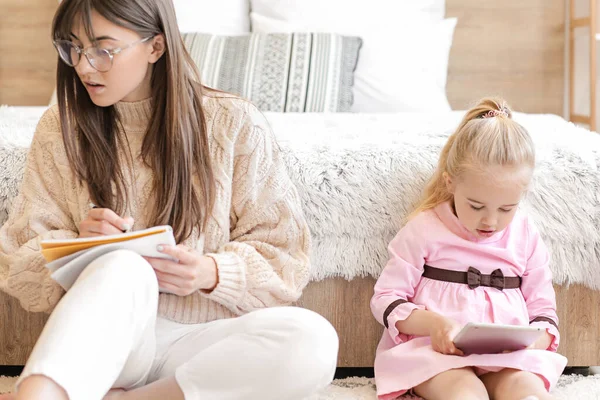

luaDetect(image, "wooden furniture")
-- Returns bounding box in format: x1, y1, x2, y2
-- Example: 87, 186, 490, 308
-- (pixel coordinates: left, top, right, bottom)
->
568, 0, 597, 131
0, 293, 48, 365
446, 0, 564, 115
298, 279, 600, 367
3, 278, 598, 367
0, 0, 58, 106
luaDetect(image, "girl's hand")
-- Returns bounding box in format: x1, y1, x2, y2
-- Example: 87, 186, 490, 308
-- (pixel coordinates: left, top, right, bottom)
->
144, 245, 219, 296
429, 316, 465, 356
79, 208, 134, 238
527, 330, 554, 350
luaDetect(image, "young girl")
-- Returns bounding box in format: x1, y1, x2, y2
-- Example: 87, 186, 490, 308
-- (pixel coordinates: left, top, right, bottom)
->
371, 98, 568, 400
0, 1, 338, 399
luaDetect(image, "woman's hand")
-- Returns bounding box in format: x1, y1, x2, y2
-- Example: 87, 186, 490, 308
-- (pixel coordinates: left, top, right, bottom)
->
144, 245, 219, 296
429, 316, 465, 356
79, 208, 134, 238
527, 330, 554, 350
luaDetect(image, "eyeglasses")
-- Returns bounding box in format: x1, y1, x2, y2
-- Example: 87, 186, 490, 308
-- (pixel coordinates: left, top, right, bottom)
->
53, 36, 154, 72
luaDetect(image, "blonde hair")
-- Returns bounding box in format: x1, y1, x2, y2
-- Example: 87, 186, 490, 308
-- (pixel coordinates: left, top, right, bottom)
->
411, 97, 535, 218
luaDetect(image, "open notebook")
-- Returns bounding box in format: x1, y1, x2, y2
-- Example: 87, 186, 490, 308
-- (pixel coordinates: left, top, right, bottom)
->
41, 225, 177, 291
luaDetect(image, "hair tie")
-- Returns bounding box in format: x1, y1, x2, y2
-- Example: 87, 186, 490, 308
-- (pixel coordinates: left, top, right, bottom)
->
481, 109, 509, 119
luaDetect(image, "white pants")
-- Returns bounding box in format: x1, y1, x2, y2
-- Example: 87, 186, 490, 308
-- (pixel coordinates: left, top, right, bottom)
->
16, 250, 339, 400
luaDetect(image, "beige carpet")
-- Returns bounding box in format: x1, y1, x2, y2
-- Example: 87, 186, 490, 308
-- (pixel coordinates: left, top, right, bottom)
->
0, 377, 14, 395
2, 374, 600, 399
306, 375, 600, 399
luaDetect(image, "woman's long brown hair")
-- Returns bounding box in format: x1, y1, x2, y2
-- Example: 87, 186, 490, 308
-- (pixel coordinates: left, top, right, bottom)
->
52, 0, 215, 243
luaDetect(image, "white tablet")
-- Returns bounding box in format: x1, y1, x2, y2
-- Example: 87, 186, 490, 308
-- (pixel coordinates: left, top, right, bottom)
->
453, 322, 544, 355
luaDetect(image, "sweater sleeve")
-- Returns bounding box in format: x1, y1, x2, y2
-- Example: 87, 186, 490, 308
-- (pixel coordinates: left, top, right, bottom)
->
370, 215, 429, 344
0, 107, 78, 313
202, 104, 311, 314
521, 218, 560, 351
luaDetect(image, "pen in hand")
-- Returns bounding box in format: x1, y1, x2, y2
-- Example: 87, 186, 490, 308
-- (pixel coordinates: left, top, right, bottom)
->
88, 202, 133, 233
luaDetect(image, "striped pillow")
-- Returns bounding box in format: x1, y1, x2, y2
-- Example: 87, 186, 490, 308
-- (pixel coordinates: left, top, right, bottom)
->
182, 33, 362, 112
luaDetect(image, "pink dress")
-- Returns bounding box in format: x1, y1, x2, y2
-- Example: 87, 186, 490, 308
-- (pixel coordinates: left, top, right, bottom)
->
371, 202, 568, 400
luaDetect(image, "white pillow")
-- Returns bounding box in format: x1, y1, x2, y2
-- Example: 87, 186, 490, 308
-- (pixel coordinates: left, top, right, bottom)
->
351, 17, 457, 113
174, 0, 250, 34
250, 1, 456, 112
249, 0, 446, 24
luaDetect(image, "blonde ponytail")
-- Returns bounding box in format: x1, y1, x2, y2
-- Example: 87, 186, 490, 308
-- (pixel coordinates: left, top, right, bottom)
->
409, 97, 534, 219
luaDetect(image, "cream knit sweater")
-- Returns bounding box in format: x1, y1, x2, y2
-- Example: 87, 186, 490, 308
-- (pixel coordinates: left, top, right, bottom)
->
0, 94, 311, 324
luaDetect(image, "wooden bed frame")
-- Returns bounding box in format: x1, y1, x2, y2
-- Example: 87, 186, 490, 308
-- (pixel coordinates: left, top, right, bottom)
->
2, 278, 598, 367
297, 279, 600, 367
2, 0, 598, 369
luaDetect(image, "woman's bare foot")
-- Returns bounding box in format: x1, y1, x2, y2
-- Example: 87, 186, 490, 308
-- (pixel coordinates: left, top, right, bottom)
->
0, 394, 16, 400
103, 388, 126, 400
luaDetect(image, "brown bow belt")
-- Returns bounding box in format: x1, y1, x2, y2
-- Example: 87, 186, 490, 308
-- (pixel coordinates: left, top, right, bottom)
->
381, 266, 559, 331
423, 265, 521, 291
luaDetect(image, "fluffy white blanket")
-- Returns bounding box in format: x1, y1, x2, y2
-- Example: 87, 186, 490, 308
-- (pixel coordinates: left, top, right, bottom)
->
1, 106, 599, 289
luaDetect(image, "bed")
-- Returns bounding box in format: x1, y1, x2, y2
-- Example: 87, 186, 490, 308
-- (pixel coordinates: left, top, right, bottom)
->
1, 0, 599, 370
1, 105, 599, 368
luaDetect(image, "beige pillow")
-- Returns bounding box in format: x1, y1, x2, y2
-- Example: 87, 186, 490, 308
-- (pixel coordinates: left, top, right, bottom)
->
183, 32, 362, 112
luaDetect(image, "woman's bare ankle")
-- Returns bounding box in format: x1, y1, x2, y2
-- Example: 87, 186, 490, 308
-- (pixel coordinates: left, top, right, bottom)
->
16, 375, 68, 400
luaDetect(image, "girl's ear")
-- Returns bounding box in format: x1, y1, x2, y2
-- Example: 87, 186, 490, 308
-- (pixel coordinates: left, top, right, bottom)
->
148, 34, 166, 64
443, 172, 455, 194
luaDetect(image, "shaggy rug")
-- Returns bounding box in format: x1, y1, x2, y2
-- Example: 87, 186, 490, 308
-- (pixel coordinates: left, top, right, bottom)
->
1, 107, 600, 289
1, 375, 600, 398
308, 375, 600, 399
